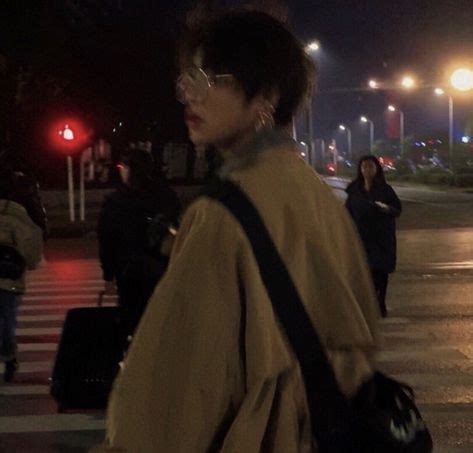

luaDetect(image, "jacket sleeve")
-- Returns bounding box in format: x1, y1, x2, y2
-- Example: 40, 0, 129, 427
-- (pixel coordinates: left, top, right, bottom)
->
15, 215, 43, 270
97, 199, 119, 281
345, 191, 375, 223
106, 199, 245, 452
384, 185, 402, 218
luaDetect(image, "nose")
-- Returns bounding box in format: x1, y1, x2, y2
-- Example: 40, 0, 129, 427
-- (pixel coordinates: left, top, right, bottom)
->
177, 78, 198, 105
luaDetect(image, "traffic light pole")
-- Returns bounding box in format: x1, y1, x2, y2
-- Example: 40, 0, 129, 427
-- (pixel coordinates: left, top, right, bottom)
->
67, 155, 75, 222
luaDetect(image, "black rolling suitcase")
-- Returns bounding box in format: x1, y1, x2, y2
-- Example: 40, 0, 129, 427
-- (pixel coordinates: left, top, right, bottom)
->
50, 292, 124, 411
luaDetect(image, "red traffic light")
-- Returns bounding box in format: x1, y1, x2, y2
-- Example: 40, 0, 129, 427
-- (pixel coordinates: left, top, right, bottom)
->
49, 118, 91, 154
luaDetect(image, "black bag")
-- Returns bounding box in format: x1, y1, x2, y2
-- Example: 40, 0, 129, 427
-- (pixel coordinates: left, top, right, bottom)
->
0, 244, 26, 280
50, 293, 124, 411
206, 180, 433, 453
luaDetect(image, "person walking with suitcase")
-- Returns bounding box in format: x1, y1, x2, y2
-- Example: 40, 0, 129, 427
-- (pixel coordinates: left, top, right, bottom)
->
97, 147, 181, 339
0, 169, 43, 382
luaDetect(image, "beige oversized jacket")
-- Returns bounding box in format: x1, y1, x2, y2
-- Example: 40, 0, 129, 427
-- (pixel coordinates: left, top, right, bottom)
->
0, 199, 43, 293
105, 144, 379, 452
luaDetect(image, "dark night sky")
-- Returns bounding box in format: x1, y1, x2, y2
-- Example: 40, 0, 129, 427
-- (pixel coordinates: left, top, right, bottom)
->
2, 0, 473, 166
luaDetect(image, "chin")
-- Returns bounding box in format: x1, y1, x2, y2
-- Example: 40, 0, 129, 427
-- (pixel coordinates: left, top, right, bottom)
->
189, 130, 211, 148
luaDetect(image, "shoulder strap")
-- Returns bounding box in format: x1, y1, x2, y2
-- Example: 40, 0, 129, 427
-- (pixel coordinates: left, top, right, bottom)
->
204, 179, 352, 444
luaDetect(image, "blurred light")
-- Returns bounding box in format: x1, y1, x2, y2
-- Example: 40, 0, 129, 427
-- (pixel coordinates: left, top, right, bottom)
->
119, 122, 123, 127
339, 124, 346, 131
300, 141, 307, 146
305, 40, 320, 52
401, 75, 416, 89
368, 79, 378, 89
301, 152, 307, 157
434, 87, 445, 96
360, 116, 368, 123
59, 125, 75, 141
450, 68, 473, 91
113, 128, 117, 133
387, 105, 396, 112
462, 136, 470, 143
421, 141, 426, 147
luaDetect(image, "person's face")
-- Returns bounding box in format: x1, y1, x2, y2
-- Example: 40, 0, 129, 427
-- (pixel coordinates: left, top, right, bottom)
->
360, 159, 378, 181
177, 52, 262, 150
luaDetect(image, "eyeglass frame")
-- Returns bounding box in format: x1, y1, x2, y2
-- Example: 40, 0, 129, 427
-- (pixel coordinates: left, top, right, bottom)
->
176, 67, 234, 104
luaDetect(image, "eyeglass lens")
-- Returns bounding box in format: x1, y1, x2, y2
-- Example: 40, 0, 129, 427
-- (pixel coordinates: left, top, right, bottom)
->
176, 68, 210, 104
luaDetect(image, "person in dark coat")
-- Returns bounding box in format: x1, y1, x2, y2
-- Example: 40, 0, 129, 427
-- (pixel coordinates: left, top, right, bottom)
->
97, 148, 181, 337
345, 155, 402, 317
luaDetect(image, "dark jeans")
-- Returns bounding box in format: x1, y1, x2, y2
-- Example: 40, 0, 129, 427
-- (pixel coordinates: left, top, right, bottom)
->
0, 289, 20, 360
371, 270, 389, 317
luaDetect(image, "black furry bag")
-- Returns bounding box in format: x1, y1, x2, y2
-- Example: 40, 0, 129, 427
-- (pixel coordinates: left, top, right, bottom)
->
0, 244, 26, 280
205, 179, 433, 453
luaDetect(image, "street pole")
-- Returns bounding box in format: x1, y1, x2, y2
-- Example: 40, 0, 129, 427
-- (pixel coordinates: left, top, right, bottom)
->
448, 95, 454, 168
347, 127, 352, 160
67, 155, 75, 223
79, 150, 85, 222
399, 110, 405, 155
292, 118, 297, 141
369, 120, 374, 154
307, 100, 315, 167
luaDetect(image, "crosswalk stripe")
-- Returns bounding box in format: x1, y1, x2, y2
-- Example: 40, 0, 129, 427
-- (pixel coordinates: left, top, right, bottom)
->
27, 287, 105, 293
23, 295, 110, 301
28, 279, 104, 287
18, 302, 117, 311
17, 327, 61, 336
18, 343, 57, 352
0, 414, 105, 433
0, 361, 52, 373
18, 315, 65, 322
0, 386, 50, 396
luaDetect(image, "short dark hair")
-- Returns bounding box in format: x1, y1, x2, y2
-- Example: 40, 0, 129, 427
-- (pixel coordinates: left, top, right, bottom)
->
121, 149, 155, 190
356, 155, 386, 186
180, 10, 315, 126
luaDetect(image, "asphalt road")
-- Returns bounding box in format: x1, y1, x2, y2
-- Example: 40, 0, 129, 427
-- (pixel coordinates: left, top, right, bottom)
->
2, 180, 473, 452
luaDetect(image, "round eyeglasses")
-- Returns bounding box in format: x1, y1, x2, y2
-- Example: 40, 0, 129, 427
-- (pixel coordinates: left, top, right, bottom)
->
176, 67, 233, 104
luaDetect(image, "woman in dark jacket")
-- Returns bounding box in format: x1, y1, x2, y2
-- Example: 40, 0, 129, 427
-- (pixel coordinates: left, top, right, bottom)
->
345, 155, 401, 317
97, 149, 181, 336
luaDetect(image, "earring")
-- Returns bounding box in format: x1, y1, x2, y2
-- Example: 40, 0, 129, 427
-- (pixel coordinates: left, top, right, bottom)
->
255, 102, 275, 132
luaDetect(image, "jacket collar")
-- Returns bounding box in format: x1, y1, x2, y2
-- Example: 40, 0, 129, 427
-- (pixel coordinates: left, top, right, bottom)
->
218, 127, 296, 178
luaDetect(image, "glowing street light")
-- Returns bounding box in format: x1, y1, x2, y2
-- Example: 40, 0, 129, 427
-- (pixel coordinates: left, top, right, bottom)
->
434, 87, 445, 96
360, 116, 374, 154
450, 68, 473, 92
305, 40, 321, 53
338, 124, 352, 158
368, 79, 379, 89
387, 105, 405, 154
401, 75, 416, 89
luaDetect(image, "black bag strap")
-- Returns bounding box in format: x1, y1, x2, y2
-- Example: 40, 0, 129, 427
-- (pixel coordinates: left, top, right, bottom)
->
204, 179, 353, 444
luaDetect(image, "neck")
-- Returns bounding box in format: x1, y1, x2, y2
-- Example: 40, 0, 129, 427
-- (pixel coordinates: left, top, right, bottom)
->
364, 179, 373, 191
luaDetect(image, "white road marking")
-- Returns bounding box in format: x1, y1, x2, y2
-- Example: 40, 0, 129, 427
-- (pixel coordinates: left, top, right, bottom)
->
0, 414, 105, 433
0, 385, 50, 396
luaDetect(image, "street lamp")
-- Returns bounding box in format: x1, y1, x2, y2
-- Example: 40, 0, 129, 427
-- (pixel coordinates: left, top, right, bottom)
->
450, 68, 473, 92
303, 39, 321, 167
401, 75, 416, 89
360, 116, 374, 154
387, 105, 405, 155
339, 124, 352, 159
305, 40, 321, 53
434, 88, 454, 167
368, 79, 379, 89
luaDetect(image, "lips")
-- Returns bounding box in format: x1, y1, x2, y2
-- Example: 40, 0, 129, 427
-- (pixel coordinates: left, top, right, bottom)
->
184, 109, 203, 127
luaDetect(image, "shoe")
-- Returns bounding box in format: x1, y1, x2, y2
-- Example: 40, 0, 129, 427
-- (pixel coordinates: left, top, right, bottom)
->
4, 359, 18, 383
